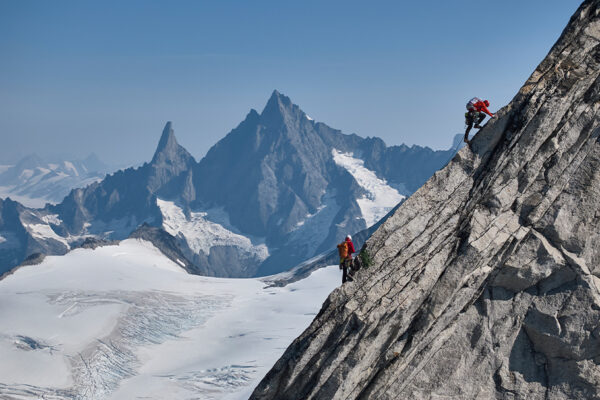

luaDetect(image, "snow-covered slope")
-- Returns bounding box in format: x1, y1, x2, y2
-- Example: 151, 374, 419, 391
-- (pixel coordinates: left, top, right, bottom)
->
157, 198, 269, 263
332, 149, 405, 226
0, 239, 339, 399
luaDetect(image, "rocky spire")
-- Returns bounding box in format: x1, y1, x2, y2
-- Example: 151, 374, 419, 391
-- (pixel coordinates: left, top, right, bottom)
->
148, 121, 195, 193
251, 1, 600, 399
152, 122, 180, 163
261, 90, 291, 114
259, 90, 307, 128
150, 122, 194, 166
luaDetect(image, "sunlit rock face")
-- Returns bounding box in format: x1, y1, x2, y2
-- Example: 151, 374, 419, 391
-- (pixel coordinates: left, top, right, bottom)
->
251, 1, 600, 399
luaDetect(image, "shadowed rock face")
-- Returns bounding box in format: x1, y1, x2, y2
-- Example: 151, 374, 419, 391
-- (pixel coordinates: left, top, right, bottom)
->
250, 1, 600, 399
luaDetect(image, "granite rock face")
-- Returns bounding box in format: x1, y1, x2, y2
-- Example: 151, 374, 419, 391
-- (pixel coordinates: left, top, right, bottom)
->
251, 1, 600, 399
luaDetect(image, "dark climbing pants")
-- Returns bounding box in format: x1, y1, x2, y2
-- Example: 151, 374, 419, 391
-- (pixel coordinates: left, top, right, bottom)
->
464, 111, 486, 140
342, 259, 353, 283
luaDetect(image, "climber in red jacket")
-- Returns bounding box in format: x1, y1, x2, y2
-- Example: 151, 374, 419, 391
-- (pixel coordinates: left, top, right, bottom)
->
464, 97, 496, 143
337, 235, 356, 283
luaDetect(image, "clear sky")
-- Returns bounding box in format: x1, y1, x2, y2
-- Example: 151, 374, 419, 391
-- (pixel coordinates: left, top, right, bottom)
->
0, 0, 582, 166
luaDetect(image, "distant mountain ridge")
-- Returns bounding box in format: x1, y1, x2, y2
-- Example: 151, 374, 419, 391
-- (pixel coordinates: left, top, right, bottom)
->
0, 153, 112, 208
0, 91, 460, 277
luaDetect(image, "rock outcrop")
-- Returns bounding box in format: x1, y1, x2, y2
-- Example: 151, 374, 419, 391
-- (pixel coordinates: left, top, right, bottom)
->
250, 1, 600, 399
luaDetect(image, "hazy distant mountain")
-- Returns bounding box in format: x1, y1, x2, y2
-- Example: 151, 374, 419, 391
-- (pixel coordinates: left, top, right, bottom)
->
0, 153, 112, 208
0, 91, 460, 277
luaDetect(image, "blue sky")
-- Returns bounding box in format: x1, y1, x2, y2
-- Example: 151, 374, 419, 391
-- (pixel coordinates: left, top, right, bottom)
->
0, 0, 582, 165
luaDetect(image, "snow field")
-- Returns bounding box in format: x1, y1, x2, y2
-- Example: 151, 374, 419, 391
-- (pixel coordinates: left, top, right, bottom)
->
0, 239, 340, 399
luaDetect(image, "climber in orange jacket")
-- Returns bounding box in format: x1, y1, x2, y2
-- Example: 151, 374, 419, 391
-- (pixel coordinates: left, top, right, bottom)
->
464, 97, 496, 143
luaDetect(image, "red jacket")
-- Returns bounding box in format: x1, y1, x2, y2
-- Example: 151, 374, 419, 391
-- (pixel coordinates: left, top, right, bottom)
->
472, 100, 494, 117
345, 238, 355, 257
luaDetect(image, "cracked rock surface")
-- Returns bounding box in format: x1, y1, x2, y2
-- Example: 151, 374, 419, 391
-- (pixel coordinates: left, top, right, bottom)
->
250, 1, 600, 399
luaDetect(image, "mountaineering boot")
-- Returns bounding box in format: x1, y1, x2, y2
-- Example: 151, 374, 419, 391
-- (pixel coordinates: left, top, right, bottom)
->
474, 124, 483, 129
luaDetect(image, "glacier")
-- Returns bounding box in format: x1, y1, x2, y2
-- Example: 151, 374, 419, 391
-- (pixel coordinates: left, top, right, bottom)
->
157, 198, 269, 261
0, 239, 339, 399
332, 149, 405, 226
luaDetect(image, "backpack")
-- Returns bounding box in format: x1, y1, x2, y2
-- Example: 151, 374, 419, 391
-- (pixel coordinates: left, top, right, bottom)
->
337, 241, 348, 258
348, 257, 361, 277
352, 256, 363, 272
466, 97, 482, 111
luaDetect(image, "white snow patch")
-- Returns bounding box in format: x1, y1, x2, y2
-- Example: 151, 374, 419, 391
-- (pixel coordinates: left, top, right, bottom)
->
41, 214, 62, 225
19, 169, 34, 180
0, 185, 49, 208
62, 161, 78, 176
26, 224, 70, 248
0, 235, 6, 244
305, 114, 314, 121
0, 239, 340, 399
332, 149, 405, 226
157, 199, 269, 261
0, 188, 50, 207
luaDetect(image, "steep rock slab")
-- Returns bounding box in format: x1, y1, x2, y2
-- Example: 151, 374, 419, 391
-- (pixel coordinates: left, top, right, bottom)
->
250, 1, 600, 399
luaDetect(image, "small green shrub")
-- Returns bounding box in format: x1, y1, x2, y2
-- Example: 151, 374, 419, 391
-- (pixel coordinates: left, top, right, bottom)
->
359, 248, 373, 269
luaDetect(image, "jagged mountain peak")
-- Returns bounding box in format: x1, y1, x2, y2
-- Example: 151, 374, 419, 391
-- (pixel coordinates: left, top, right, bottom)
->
242, 108, 260, 127
152, 121, 179, 162
0, 84, 462, 280
260, 90, 307, 125
263, 89, 290, 111
147, 121, 195, 193
150, 121, 194, 167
